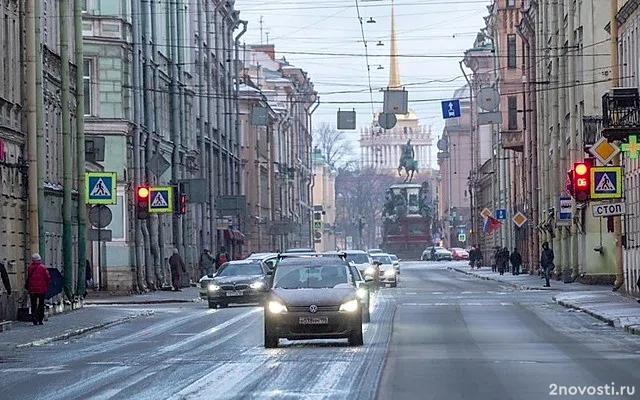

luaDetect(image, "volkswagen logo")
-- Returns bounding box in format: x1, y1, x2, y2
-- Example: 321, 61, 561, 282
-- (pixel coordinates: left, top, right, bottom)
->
309, 304, 318, 313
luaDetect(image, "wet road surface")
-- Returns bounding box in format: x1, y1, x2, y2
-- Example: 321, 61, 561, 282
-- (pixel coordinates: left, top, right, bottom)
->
1, 261, 639, 399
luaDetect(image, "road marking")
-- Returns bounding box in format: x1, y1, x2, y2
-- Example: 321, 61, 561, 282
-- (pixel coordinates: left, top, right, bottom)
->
401, 302, 514, 307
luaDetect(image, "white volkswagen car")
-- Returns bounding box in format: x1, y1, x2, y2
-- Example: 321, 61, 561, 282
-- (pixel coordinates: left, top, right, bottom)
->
370, 253, 397, 287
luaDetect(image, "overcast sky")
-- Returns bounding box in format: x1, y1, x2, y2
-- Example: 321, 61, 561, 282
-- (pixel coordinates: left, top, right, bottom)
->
234, 0, 491, 168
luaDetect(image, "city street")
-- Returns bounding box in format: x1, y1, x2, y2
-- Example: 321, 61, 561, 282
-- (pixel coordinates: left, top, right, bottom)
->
1, 262, 639, 400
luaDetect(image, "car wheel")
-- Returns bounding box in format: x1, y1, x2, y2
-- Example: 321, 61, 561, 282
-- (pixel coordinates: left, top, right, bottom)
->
264, 320, 278, 348
362, 303, 371, 323
390, 281, 397, 288
348, 321, 364, 346
208, 300, 217, 309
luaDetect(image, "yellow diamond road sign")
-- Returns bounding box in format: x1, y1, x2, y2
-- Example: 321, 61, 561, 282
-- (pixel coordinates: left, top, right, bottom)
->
512, 212, 528, 227
480, 208, 491, 218
589, 137, 620, 165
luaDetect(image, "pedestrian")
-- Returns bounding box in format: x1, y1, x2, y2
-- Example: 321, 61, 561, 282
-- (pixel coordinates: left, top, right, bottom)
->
26, 253, 50, 325
169, 249, 186, 291
510, 248, 522, 276
0, 260, 11, 295
498, 248, 509, 275
540, 242, 554, 288
492, 247, 499, 272
199, 249, 215, 277
215, 246, 229, 271
85, 259, 93, 296
469, 245, 477, 269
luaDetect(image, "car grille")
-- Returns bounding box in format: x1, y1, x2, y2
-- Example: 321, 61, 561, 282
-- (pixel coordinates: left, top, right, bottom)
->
288, 305, 340, 313
220, 284, 250, 291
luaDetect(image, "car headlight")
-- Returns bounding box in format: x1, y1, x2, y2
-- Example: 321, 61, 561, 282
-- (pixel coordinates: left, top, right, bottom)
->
339, 299, 359, 312
356, 287, 368, 299
208, 284, 220, 292
250, 281, 265, 289
268, 301, 288, 314
384, 269, 395, 277
364, 267, 375, 275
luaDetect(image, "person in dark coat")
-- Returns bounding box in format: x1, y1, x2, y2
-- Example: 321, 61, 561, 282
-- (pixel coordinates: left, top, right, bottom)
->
510, 248, 523, 275
199, 249, 215, 277
540, 242, 554, 288
169, 249, 186, 291
26, 253, 51, 325
0, 260, 11, 295
498, 248, 509, 275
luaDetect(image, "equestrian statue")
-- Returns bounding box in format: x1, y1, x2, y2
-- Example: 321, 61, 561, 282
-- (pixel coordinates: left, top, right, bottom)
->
397, 139, 418, 182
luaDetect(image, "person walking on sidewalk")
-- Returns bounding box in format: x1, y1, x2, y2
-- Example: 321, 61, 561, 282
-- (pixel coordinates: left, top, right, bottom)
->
540, 242, 554, 288
497, 248, 509, 275
199, 249, 215, 277
215, 247, 229, 271
26, 253, 50, 325
510, 248, 522, 276
169, 249, 186, 291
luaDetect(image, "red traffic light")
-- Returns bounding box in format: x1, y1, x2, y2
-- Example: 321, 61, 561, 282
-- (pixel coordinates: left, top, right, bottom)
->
137, 187, 150, 199
572, 161, 591, 201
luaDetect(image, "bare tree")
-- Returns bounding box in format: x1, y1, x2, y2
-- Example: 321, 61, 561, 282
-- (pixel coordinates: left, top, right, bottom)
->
335, 168, 396, 249
312, 123, 356, 170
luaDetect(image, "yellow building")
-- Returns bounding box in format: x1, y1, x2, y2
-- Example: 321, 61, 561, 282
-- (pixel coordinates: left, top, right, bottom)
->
312, 149, 337, 251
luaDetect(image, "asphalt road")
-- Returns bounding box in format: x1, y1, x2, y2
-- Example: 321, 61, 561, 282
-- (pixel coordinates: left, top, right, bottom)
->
1, 261, 639, 400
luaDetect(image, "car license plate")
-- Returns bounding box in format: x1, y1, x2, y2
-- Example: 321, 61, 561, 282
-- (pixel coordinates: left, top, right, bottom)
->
225, 290, 243, 297
298, 317, 328, 325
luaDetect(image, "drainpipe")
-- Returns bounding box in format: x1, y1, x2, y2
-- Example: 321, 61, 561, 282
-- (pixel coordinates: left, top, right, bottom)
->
59, 0, 73, 299
235, 19, 248, 194
34, 0, 45, 260
208, 2, 218, 253
170, 0, 183, 258
197, 0, 206, 257
214, 0, 226, 203
143, 0, 161, 287
150, 0, 166, 278
132, 0, 147, 291
550, 0, 560, 276
75, 0, 87, 295
556, 0, 569, 276
25, 0, 39, 259
568, 0, 579, 277
225, 11, 238, 197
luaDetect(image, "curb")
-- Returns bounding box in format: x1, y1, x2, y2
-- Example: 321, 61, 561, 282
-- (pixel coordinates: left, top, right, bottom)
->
0, 321, 12, 332
448, 267, 555, 291
84, 298, 200, 306
15, 310, 155, 349
553, 298, 615, 326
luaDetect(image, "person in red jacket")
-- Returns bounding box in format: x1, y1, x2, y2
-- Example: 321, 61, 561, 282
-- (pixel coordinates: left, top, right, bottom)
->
26, 253, 50, 325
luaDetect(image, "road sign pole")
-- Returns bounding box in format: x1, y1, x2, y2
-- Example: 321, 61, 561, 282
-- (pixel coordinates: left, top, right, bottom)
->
97, 224, 102, 291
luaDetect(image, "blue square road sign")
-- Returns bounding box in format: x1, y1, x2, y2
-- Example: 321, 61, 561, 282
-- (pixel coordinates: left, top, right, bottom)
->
495, 209, 507, 220
149, 186, 174, 213
86, 172, 117, 205
441, 99, 461, 119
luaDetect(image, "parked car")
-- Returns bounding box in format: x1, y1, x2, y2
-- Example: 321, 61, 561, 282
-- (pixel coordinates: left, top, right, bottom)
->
263, 257, 364, 348
367, 248, 384, 255
450, 248, 469, 261
421, 246, 453, 261
246, 252, 279, 271
369, 253, 397, 287
205, 259, 272, 308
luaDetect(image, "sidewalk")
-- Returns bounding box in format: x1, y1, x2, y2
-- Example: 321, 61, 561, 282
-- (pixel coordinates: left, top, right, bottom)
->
448, 266, 640, 336
0, 287, 201, 349
84, 286, 201, 305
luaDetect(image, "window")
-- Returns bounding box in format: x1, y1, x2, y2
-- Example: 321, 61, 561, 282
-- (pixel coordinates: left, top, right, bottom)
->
507, 0, 516, 7
508, 96, 518, 130
507, 34, 517, 68
83, 58, 94, 116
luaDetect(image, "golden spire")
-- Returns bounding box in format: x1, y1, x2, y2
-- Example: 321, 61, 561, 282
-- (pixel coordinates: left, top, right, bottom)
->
388, 0, 401, 89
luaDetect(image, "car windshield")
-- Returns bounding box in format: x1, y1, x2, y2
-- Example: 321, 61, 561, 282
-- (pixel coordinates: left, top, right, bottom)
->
216, 262, 263, 277
274, 264, 349, 289
346, 254, 369, 264
389, 255, 398, 261
371, 255, 392, 264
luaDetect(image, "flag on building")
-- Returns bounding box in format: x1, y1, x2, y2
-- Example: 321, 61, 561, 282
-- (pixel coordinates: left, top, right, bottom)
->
482, 215, 502, 234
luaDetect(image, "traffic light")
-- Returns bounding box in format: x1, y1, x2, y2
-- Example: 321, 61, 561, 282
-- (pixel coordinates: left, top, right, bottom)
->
572, 161, 591, 202
136, 186, 150, 219
175, 182, 187, 215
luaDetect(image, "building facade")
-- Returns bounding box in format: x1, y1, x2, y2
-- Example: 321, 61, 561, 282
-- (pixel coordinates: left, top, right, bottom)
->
312, 149, 337, 252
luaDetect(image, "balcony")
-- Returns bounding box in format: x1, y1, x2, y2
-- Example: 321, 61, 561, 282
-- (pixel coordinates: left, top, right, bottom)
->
582, 116, 602, 151
501, 130, 524, 152
601, 87, 640, 141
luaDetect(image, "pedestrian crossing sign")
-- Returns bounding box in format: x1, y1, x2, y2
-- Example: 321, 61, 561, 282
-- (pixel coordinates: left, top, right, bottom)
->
149, 186, 173, 213
86, 172, 117, 205
590, 166, 622, 199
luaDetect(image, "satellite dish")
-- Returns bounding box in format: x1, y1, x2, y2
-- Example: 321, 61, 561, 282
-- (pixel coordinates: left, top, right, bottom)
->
477, 87, 500, 111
